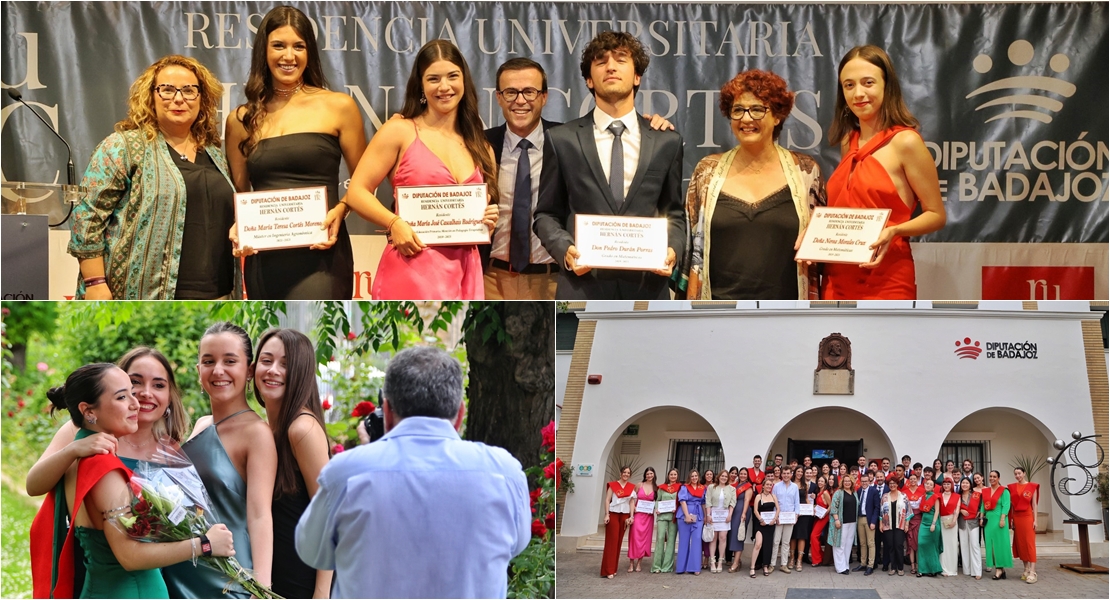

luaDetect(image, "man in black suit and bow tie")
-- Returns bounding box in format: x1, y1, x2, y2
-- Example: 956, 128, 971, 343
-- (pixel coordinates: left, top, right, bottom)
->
533, 31, 686, 300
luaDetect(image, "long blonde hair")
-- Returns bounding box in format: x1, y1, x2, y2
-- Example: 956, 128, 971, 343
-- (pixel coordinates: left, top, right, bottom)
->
116, 55, 224, 148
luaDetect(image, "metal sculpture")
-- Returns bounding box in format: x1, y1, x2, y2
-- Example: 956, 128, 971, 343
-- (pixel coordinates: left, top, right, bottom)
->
1044, 431, 1107, 574
1045, 431, 1104, 521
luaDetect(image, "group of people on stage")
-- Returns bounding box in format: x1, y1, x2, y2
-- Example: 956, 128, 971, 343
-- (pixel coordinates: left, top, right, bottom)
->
28, 326, 530, 599
600, 453, 1040, 585
67, 4, 944, 301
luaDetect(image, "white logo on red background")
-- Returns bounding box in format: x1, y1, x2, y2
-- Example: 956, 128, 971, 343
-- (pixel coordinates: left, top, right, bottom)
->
954, 337, 983, 359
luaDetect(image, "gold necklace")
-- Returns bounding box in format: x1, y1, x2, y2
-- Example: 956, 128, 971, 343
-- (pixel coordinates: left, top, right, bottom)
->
122, 432, 155, 450
273, 81, 304, 97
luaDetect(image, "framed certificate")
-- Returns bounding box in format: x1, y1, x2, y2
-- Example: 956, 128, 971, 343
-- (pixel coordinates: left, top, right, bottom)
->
779, 511, 797, 524
656, 500, 676, 513
759, 511, 776, 524
814, 505, 829, 519
798, 504, 815, 517
711, 508, 729, 522
712, 520, 731, 531
574, 215, 668, 270
794, 207, 892, 264
234, 186, 329, 251
635, 501, 655, 514
395, 184, 490, 245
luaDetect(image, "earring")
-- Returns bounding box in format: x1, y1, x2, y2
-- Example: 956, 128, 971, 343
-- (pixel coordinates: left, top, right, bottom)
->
420, 93, 427, 105
165, 408, 172, 419
86, 414, 97, 425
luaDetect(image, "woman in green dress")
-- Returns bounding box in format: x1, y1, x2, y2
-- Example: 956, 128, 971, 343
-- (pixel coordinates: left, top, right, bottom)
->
30, 363, 235, 599
651, 468, 682, 573
915, 477, 943, 577
981, 469, 1014, 580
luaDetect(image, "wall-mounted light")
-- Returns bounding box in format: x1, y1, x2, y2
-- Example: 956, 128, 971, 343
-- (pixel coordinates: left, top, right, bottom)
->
588, 375, 602, 385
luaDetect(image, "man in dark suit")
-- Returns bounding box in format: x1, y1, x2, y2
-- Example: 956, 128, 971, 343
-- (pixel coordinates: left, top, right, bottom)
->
853, 472, 882, 575
482, 58, 561, 299
533, 31, 685, 300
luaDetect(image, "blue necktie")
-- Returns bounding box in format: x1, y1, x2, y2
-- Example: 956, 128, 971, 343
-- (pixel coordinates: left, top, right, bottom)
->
510, 138, 534, 272
607, 121, 626, 206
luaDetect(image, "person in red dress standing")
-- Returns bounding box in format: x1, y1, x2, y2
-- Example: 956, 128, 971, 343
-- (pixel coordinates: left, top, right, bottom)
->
809, 475, 833, 566
820, 45, 946, 299
1008, 466, 1040, 584
601, 466, 635, 578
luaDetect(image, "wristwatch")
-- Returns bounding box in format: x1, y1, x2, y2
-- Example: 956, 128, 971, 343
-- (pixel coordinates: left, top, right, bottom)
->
200, 534, 213, 557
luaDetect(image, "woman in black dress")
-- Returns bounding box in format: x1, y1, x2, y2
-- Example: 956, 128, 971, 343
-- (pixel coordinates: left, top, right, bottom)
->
253, 328, 333, 598
752, 477, 779, 576
226, 6, 366, 299
791, 466, 815, 571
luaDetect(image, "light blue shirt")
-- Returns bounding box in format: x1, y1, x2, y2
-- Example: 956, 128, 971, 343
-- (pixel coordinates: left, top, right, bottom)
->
772, 480, 799, 513
295, 416, 531, 598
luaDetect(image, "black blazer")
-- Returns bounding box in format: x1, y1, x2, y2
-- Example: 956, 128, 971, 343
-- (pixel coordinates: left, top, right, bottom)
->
480, 119, 560, 270
532, 113, 685, 299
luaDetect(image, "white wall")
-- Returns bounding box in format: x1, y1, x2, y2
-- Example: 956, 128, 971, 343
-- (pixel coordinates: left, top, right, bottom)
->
559, 305, 1102, 545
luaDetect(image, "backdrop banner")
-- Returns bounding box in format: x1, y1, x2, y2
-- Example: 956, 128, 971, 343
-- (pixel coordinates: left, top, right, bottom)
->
2, 2, 1106, 298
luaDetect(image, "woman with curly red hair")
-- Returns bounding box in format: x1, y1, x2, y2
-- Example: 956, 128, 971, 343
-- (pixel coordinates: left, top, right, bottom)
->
677, 69, 826, 300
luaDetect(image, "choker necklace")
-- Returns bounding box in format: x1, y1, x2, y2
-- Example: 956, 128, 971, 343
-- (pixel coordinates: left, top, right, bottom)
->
273, 81, 304, 97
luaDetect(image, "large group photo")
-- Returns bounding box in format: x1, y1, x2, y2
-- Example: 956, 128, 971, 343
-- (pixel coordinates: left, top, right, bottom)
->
2, 1, 1106, 301
0, 300, 556, 599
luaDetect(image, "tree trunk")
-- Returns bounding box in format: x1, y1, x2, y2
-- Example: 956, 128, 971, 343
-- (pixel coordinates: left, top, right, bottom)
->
464, 301, 555, 472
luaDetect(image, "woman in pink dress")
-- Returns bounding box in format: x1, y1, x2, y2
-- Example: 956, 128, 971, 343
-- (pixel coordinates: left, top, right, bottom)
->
342, 40, 498, 300
627, 467, 657, 572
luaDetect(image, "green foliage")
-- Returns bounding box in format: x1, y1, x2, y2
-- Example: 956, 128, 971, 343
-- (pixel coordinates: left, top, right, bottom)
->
465, 302, 508, 346
1010, 454, 1047, 481
559, 463, 575, 494
1, 301, 58, 346
1, 483, 38, 599
1097, 470, 1108, 507
508, 423, 555, 599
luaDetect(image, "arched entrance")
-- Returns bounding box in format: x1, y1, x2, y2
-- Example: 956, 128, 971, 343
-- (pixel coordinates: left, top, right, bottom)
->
941, 407, 1059, 531
595, 406, 724, 525
767, 406, 897, 472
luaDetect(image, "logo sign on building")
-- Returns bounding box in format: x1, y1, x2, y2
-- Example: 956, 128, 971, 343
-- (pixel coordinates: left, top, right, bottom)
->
955, 337, 1038, 360
575, 464, 595, 477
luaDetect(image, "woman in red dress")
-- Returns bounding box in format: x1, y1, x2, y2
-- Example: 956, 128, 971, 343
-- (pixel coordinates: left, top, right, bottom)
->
600, 466, 635, 578
821, 45, 945, 299
903, 472, 925, 574
1008, 466, 1040, 583
809, 475, 832, 566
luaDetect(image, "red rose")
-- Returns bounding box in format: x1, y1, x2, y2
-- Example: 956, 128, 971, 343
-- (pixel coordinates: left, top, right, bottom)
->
322, 399, 332, 410
545, 511, 555, 530
347, 331, 357, 341
530, 487, 543, 503
17, 399, 25, 409
351, 401, 376, 418
332, 443, 345, 455
6, 411, 12, 418
541, 421, 556, 452
128, 518, 152, 537
133, 498, 151, 516
531, 518, 547, 538
543, 462, 556, 479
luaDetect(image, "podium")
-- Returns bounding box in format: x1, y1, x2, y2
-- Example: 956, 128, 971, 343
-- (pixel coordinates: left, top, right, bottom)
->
1, 181, 83, 300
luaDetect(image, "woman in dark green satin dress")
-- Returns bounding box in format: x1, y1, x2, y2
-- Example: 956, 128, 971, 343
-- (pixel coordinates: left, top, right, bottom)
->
31, 363, 235, 599
185, 322, 278, 595
916, 477, 943, 577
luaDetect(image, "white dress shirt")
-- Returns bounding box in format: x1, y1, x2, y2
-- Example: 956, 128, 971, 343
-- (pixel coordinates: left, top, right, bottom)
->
592, 106, 641, 200
491, 123, 553, 264
295, 417, 531, 598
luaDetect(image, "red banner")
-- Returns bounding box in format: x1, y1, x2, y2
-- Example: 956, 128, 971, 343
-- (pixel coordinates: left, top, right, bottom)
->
981, 267, 1095, 300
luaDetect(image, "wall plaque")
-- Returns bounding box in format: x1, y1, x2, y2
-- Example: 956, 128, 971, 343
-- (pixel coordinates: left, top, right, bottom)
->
814, 333, 854, 394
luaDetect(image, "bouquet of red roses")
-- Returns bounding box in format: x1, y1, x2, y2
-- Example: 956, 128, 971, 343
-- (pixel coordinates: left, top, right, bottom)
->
107, 444, 282, 599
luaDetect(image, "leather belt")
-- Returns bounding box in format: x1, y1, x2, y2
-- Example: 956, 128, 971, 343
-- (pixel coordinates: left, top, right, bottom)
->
490, 258, 560, 275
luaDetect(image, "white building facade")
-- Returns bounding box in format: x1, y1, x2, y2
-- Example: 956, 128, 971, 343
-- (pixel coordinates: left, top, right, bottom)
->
555, 300, 1108, 548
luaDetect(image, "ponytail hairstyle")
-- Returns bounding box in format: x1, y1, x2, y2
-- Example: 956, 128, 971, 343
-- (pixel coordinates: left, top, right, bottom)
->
252, 328, 329, 498
117, 346, 190, 443
202, 322, 253, 360
47, 363, 120, 428
828, 44, 919, 146
238, 6, 328, 156
399, 40, 499, 208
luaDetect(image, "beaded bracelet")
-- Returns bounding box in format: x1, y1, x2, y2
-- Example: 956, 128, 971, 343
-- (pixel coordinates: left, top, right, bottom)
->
84, 276, 107, 287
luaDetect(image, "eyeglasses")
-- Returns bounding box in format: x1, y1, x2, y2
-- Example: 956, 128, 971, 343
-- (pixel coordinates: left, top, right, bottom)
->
729, 105, 769, 120
154, 84, 201, 101
498, 88, 542, 102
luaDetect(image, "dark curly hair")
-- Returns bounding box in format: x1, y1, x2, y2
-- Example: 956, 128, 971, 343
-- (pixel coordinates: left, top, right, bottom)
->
579, 31, 650, 96
719, 69, 795, 141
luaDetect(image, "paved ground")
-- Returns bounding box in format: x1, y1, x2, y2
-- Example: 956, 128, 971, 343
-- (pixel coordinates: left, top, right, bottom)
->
555, 549, 1110, 599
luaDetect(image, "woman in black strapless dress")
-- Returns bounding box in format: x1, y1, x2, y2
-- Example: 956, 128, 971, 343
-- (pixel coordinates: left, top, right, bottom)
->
226, 6, 366, 300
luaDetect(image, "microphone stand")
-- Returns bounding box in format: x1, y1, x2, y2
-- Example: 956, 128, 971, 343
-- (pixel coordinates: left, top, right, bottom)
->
6, 88, 77, 226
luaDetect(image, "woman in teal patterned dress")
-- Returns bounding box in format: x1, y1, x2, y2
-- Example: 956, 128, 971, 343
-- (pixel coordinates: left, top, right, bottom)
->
68, 55, 239, 300
30, 363, 235, 598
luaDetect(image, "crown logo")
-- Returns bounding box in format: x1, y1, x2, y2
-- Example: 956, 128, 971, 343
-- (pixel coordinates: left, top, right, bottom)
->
954, 337, 982, 359
966, 40, 1076, 124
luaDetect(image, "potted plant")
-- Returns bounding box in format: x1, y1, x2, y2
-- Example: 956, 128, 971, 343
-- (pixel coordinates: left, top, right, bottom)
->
1097, 470, 1108, 540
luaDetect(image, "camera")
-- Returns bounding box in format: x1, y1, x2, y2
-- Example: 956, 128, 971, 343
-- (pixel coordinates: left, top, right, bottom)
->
361, 390, 385, 443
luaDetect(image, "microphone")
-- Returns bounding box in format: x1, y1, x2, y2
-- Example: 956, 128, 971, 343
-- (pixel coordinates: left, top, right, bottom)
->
7, 88, 76, 186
